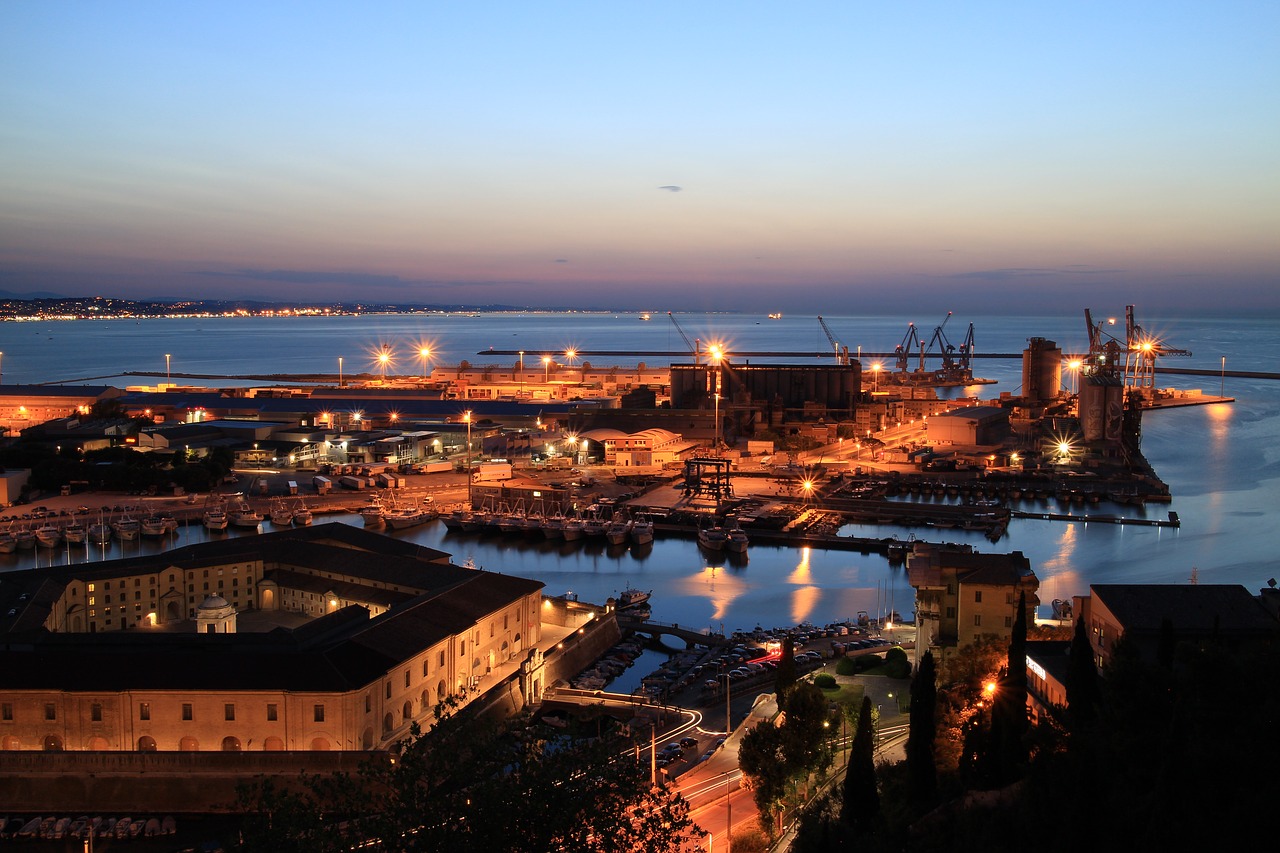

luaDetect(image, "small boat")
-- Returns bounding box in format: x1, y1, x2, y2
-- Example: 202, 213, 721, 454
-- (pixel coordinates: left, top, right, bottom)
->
63, 521, 86, 544
541, 515, 565, 540
270, 500, 294, 526
496, 513, 523, 535
227, 499, 263, 529
618, 587, 651, 610
461, 511, 489, 534
360, 496, 385, 527
562, 518, 585, 541
582, 516, 607, 539
629, 517, 654, 546
441, 509, 469, 532
0, 528, 16, 554
141, 515, 170, 537
697, 525, 727, 551
14, 526, 36, 551
605, 518, 631, 546
384, 506, 431, 530
726, 526, 748, 554
292, 501, 314, 526
35, 523, 62, 548
111, 514, 141, 541
203, 502, 228, 531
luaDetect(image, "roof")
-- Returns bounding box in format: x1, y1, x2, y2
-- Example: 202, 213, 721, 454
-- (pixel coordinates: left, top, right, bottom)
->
1091, 584, 1280, 636
932, 406, 1007, 422
0, 384, 116, 398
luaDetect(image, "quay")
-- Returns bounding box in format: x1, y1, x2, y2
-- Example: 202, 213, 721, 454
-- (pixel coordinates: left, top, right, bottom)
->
1010, 509, 1180, 528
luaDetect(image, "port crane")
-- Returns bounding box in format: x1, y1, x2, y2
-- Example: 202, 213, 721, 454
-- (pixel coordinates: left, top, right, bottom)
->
817, 316, 850, 365
894, 323, 921, 373
1084, 306, 1191, 394
667, 312, 699, 364
923, 312, 976, 381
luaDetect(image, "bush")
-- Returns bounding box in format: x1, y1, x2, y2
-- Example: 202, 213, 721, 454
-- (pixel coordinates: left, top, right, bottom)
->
884, 646, 912, 678
835, 657, 857, 676
813, 673, 837, 689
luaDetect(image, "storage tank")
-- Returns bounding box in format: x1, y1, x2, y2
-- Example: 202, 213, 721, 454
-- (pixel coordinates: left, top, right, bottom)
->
1021, 338, 1062, 406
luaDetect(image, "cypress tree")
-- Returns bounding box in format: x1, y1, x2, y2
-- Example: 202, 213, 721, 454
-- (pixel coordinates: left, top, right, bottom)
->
841, 695, 880, 833
905, 650, 938, 809
775, 635, 798, 699
1066, 612, 1100, 728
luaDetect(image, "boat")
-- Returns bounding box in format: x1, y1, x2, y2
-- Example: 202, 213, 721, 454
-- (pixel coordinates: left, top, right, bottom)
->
111, 513, 140, 541
359, 495, 385, 527
63, 521, 86, 545
227, 498, 264, 529
520, 514, 544, 536
292, 501, 314, 526
629, 516, 654, 546
384, 505, 432, 530
605, 517, 631, 546
541, 515, 565, 539
140, 515, 168, 537
203, 500, 228, 532
35, 523, 62, 548
726, 526, 749, 554
14, 526, 36, 550
768, 312, 783, 319
0, 527, 16, 554
617, 587, 651, 610
496, 512, 523, 535
697, 525, 727, 551
461, 511, 489, 533
441, 508, 469, 532
88, 514, 112, 544
270, 500, 294, 526
562, 518, 584, 541
582, 516, 607, 539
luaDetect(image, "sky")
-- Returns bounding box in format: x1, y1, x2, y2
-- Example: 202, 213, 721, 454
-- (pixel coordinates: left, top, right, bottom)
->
1, 1, 1278, 315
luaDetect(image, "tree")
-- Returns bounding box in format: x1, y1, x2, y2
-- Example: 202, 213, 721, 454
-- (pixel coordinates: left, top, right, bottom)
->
782, 681, 833, 775
985, 590, 1029, 786
738, 721, 791, 832
905, 650, 938, 810
236, 707, 700, 853
774, 636, 797, 699
840, 695, 879, 834
1065, 614, 1100, 729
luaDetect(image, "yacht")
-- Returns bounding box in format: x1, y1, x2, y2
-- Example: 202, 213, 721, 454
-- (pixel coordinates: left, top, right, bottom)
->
605, 517, 631, 546
228, 499, 264, 529
292, 501, 314, 526
35, 523, 62, 549
203, 501, 229, 532
726, 526, 749, 554
360, 496, 386, 528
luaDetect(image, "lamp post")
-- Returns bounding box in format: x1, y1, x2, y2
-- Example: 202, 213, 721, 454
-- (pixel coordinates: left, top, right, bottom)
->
713, 392, 720, 450
1221, 356, 1226, 397
0, 351, 4, 385
419, 347, 431, 379
871, 362, 881, 393
518, 351, 524, 395
543, 355, 551, 383
464, 410, 473, 505
378, 348, 391, 381
338, 357, 343, 388
165, 353, 171, 386
708, 345, 723, 449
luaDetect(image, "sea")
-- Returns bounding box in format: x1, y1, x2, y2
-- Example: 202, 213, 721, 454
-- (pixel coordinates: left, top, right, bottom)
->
3, 311, 1279, 640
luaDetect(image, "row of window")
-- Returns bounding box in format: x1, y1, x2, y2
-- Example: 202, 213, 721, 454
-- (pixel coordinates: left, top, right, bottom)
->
83, 566, 255, 594
3, 701, 323, 724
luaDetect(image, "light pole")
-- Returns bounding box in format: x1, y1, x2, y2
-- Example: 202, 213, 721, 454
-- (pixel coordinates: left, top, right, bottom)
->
378, 348, 391, 381
464, 410, 473, 505
518, 351, 524, 395
871, 362, 881, 393
543, 355, 551, 383
1221, 356, 1226, 397
714, 392, 720, 450
338, 357, 343, 388
708, 345, 723, 449
419, 347, 431, 379
165, 353, 171, 386
0, 350, 4, 384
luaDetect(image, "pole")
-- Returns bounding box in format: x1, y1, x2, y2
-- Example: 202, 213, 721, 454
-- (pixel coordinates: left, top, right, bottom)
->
338, 357, 343, 388
165, 353, 170, 385
1221, 356, 1226, 397
725, 773, 732, 853
465, 411, 473, 506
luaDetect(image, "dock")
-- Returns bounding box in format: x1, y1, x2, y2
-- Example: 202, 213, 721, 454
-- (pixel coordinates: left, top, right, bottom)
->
1010, 509, 1180, 528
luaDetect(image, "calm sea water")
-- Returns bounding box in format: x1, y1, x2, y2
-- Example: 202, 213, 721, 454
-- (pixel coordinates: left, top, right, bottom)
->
3, 312, 1278, 632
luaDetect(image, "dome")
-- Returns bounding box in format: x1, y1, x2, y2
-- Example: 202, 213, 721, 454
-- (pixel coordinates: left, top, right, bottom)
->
199, 595, 230, 610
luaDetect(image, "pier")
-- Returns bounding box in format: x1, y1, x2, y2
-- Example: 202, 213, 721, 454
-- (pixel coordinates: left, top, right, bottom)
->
1010, 509, 1180, 528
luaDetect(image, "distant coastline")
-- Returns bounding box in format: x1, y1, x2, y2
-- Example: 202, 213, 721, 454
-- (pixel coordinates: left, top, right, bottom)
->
0, 295, 747, 321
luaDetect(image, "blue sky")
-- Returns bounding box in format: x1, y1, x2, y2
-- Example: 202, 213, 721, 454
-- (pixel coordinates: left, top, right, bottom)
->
1, 1, 1277, 314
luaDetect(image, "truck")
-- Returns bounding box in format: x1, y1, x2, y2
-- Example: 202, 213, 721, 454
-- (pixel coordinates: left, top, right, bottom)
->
420, 460, 454, 474
339, 475, 367, 491
312, 475, 332, 495
472, 461, 514, 483
376, 473, 406, 489
287, 480, 299, 496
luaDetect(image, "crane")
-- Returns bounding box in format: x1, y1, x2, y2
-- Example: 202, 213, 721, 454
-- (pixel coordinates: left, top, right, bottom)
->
1123, 304, 1191, 393
817, 316, 849, 365
925, 312, 957, 370
894, 323, 920, 372
667, 312, 698, 363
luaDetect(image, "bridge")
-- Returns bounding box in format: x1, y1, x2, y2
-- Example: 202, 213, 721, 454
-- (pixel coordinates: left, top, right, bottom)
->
616, 615, 731, 649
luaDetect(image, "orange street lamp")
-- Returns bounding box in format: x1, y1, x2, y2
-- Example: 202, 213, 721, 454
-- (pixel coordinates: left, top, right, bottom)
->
543, 355, 551, 382
419, 347, 431, 378
377, 348, 392, 380
871, 362, 881, 393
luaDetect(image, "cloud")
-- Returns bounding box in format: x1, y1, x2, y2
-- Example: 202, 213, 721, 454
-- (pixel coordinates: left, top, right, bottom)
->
657, 185, 682, 192
948, 265, 1123, 281
554, 258, 569, 263
192, 269, 500, 289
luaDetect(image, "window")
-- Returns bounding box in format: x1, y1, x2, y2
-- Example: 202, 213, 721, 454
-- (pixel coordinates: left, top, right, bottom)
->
2, 703, 12, 721
1004, 616, 1013, 628
385, 682, 392, 699
439, 651, 445, 667
422, 660, 429, 677
91, 703, 103, 722
404, 670, 410, 688
945, 606, 956, 619
314, 705, 325, 723
460, 640, 466, 657
225, 704, 235, 721
365, 694, 371, 713
45, 704, 57, 721
135, 591, 141, 601
88, 583, 96, 592
974, 590, 983, 603
267, 704, 278, 722
182, 703, 193, 721
1006, 592, 1015, 605
139, 703, 150, 721
134, 578, 141, 587
973, 614, 982, 627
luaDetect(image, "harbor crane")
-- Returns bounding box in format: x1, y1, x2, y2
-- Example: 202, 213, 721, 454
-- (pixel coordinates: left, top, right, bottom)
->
1084, 306, 1191, 394
667, 312, 699, 364
923, 312, 976, 381
817, 316, 850, 365
894, 323, 920, 372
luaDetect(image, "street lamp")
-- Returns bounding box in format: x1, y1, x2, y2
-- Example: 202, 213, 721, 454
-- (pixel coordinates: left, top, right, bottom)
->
543, 355, 551, 383
377, 348, 391, 381
165, 353, 171, 386
419, 347, 431, 379
713, 392, 721, 450
338, 357, 343, 388
871, 362, 881, 393
1066, 358, 1083, 395
464, 410, 473, 504
518, 351, 524, 395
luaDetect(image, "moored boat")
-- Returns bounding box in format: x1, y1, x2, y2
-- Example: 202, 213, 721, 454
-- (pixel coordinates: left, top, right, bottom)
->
227, 498, 263, 529
726, 526, 748, 554
140, 515, 169, 537
562, 518, 584, 541
14, 526, 37, 550
270, 500, 294, 526
541, 515, 565, 539
63, 521, 86, 544
697, 525, 727, 551
35, 523, 62, 549
605, 518, 631, 546
617, 587, 651, 609
629, 517, 654, 545
203, 501, 228, 531
111, 514, 140, 541
292, 503, 314, 526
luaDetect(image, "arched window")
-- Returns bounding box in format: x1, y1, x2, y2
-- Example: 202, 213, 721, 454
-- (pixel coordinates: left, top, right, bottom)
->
421, 689, 430, 712
402, 700, 412, 720
263, 736, 284, 751
383, 712, 394, 734
179, 736, 199, 751
221, 736, 242, 751
437, 679, 446, 702
1, 736, 20, 751
43, 735, 64, 751
137, 736, 157, 752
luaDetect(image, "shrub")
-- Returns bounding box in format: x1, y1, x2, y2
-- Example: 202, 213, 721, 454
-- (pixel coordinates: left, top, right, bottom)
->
835, 657, 857, 676
813, 673, 837, 689
884, 646, 912, 678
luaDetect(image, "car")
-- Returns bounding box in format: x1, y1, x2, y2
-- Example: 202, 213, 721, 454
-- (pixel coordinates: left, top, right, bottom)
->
5, 609, 16, 617
679, 736, 699, 750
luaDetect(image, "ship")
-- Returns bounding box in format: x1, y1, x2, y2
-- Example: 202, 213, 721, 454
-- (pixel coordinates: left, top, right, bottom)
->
726, 526, 749, 554
629, 516, 654, 546
617, 587, 651, 610
697, 525, 727, 551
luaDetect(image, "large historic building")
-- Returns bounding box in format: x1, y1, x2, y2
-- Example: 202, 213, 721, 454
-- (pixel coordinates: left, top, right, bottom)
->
0, 524, 550, 753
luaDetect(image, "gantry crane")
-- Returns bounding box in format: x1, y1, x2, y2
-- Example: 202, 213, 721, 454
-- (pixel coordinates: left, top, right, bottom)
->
817, 316, 850, 365
894, 323, 921, 372
1123, 304, 1191, 393
922, 312, 976, 381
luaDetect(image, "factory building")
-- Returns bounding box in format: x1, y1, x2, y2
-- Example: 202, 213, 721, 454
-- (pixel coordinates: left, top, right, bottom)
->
669, 362, 860, 427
